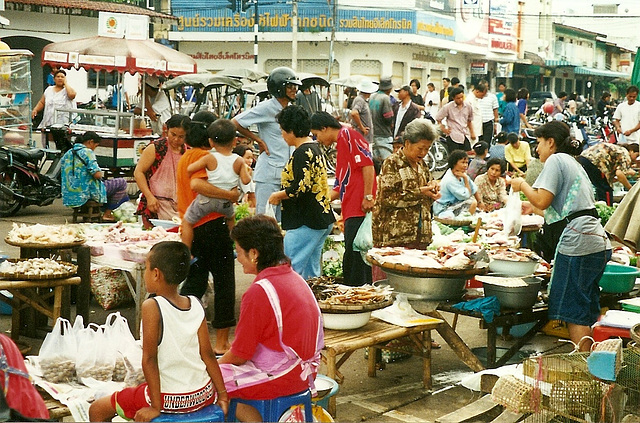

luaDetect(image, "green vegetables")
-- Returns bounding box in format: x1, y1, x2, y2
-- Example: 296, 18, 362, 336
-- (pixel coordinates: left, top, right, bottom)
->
235, 203, 251, 222
595, 202, 617, 226
322, 237, 345, 277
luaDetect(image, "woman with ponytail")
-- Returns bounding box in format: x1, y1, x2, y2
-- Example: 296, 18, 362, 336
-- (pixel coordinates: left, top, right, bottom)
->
510, 120, 611, 351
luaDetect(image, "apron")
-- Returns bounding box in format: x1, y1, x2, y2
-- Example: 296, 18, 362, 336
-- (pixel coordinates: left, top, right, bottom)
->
220, 278, 323, 394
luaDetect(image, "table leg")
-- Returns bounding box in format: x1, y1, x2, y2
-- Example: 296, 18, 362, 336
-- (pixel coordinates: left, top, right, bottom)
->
427, 310, 485, 371
326, 353, 337, 417
53, 286, 63, 322
75, 246, 91, 321
11, 298, 20, 341
423, 330, 432, 390
487, 326, 497, 368
367, 346, 377, 378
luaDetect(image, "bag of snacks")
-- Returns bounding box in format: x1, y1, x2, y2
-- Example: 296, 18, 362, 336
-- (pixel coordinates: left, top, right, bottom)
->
39, 318, 77, 384
75, 323, 117, 384
104, 312, 141, 383
90, 267, 133, 310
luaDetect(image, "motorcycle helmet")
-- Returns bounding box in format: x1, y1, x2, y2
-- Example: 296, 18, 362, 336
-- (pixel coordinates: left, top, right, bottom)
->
267, 67, 301, 98
542, 102, 554, 115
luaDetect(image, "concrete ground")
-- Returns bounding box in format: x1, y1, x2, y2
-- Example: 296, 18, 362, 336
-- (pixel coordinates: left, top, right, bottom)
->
0, 199, 575, 422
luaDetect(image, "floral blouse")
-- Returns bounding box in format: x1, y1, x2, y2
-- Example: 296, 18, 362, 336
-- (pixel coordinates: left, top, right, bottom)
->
474, 173, 508, 210
580, 143, 631, 185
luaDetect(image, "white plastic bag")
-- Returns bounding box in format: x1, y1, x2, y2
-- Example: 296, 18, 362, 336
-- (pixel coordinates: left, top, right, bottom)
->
104, 312, 141, 382
75, 323, 117, 384
39, 317, 77, 383
503, 191, 522, 236
353, 212, 373, 252
264, 200, 277, 219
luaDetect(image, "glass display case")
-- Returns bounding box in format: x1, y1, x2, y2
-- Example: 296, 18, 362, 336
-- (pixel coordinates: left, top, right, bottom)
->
0, 50, 33, 147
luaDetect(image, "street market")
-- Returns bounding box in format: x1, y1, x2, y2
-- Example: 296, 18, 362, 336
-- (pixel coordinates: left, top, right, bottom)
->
1, 0, 640, 422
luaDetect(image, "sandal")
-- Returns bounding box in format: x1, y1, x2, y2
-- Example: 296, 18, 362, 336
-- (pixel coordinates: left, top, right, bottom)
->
431, 341, 441, 349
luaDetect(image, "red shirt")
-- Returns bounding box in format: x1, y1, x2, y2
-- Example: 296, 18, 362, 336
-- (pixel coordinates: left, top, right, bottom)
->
230, 264, 321, 399
334, 127, 376, 220
176, 148, 223, 227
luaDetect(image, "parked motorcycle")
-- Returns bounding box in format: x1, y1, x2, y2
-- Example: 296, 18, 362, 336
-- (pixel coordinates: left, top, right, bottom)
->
0, 125, 73, 217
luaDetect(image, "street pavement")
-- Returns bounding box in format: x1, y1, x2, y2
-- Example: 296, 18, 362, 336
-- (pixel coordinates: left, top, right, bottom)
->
0, 199, 571, 422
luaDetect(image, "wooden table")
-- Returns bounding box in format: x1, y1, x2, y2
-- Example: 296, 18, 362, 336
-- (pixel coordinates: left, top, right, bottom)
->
322, 317, 443, 417
0, 277, 81, 341
430, 302, 549, 369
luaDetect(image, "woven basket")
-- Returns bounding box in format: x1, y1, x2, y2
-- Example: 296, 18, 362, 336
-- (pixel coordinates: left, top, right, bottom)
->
491, 375, 540, 413
549, 380, 605, 417
522, 353, 590, 384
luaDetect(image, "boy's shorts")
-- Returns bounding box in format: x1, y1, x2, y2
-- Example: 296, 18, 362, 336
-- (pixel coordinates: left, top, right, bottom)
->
111, 382, 216, 420
184, 194, 234, 224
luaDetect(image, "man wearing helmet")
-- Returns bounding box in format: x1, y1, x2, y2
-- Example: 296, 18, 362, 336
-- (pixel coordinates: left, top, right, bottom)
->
233, 67, 301, 220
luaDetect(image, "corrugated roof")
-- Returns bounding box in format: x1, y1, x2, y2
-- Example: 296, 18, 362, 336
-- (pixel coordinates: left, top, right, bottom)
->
7, 0, 176, 21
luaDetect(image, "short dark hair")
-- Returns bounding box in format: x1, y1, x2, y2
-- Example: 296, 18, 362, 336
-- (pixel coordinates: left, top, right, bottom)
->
233, 144, 253, 158
558, 91, 567, 98
601, 91, 611, 100
486, 157, 505, 173
504, 88, 517, 103
54, 69, 66, 77
451, 77, 460, 85
450, 87, 465, 99
148, 241, 191, 285
81, 131, 100, 144
516, 88, 529, 100
443, 77, 451, 83
627, 85, 640, 95
475, 82, 487, 93
534, 120, 579, 155
495, 131, 508, 144
187, 111, 216, 148
230, 215, 290, 272
506, 132, 519, 144
207, 118, 236, 147
310, 111, 341, 130
622, 143, 640, 154
427, 82, 435, 89
448, 149, 468, 169
473, 141, 489, 155
166, 114, 191, 131
410, 79, 421, 89
277, 105, 311, 138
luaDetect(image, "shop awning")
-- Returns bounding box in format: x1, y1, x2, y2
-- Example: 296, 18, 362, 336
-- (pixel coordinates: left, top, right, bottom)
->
574, 66, 629, 79
545, 59, 578, 67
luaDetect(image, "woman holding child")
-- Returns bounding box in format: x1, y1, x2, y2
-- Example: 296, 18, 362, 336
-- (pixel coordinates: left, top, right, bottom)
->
268, 105, 335, 279
176, 111, 239, 356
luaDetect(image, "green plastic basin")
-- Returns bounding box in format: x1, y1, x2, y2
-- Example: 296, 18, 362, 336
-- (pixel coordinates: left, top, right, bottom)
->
598, 263, 640, 294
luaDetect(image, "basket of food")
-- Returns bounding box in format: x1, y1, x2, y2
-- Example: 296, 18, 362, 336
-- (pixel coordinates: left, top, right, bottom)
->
308, 277, 393, 330
0, 258, 77, 280
5, 223, 85, 248
434, 216, 474, 227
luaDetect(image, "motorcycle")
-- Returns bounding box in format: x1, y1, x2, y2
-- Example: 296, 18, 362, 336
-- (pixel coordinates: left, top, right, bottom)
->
0, 125, 73, 217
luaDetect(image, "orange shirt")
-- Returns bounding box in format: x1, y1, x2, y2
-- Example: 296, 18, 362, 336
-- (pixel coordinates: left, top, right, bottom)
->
176, 148, 224, 227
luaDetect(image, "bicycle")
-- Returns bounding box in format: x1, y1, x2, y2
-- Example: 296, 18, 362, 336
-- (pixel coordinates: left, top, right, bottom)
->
426, 137, 449, 177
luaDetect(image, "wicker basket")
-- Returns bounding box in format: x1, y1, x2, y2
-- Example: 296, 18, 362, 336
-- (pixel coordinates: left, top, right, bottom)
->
522, 353, 590, 384
549, 380, 606, 417
491, 375, 540, 413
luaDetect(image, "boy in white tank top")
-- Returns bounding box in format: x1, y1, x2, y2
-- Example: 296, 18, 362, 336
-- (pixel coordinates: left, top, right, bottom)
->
182, 119, 252, 249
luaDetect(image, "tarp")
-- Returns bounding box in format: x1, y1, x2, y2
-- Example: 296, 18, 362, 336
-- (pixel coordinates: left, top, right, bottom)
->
631, 47, 640, 86
41, 36, 196, 76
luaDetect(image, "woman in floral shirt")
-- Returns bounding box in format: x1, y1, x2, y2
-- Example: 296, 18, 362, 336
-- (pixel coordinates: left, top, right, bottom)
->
474, 157, 509, 211
577, 143, 638, 205
268, 106, 334, 279
372, 119, 441, 249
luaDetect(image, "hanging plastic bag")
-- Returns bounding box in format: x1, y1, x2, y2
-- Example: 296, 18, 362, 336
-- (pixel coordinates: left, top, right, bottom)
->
264, 200, 277, 220
104, 312, 141, 382
353, 212, 373, 252
75, 323, 117, 384
39, 317, 77, 384
503, 191, 522, 236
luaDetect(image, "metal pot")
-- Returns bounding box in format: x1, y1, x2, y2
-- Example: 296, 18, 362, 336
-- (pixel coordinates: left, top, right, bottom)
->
384, 270, 466, 301
482, 277, 542, 309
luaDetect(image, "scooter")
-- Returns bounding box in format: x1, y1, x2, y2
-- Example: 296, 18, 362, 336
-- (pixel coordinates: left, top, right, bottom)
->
0, 125, 73, 217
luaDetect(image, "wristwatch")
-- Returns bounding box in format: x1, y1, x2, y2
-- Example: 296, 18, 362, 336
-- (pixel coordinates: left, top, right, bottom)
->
364, 194, 374, 201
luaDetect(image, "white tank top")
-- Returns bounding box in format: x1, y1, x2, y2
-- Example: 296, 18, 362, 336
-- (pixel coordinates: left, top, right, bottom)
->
152, 296, 211, 394
206, 151, 240, 190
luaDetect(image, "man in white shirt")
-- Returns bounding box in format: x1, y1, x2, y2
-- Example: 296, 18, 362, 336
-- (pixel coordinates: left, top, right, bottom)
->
392, 85, 421, 139
477, 82, 499, 143
424, 82, 440, 120
467, 84, 486, 146
613, 85, 640, 143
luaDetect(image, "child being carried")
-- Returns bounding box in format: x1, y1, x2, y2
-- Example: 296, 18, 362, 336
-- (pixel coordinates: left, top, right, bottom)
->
182, 119, 252, 249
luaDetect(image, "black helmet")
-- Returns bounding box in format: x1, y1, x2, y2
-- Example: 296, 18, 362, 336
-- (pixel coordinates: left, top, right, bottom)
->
267, 67, 301, 98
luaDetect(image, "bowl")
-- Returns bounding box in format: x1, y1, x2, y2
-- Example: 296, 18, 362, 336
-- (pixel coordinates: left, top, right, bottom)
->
321, 311, 371, 330
149, 219, 180, 230
489, 259, 539, 277
482, 277, 542, 309
384, 271, 466, 301
599, 263, 640, 293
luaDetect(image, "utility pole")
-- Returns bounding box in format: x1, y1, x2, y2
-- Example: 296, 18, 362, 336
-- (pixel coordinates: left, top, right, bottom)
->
291, 0, 298, 71
327, 0, 337, 81
253, 0, 258, 71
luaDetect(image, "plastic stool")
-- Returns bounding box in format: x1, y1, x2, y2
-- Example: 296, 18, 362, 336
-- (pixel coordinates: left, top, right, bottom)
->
312, 375, 339, 411
592, 324, 631, 342
72, 200, 103, 223
227, 390, 313, 422
151, 403, 225, 422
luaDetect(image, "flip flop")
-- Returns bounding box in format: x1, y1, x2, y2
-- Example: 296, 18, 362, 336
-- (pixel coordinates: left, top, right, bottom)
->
431, 341, 441, 349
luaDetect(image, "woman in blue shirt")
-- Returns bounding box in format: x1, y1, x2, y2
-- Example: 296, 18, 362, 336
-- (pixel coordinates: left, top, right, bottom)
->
499, 89, 520, 135
433, 150, 484, 217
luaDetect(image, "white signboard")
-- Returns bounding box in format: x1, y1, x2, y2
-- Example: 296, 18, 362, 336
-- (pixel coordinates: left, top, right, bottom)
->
98, 12, 149, 40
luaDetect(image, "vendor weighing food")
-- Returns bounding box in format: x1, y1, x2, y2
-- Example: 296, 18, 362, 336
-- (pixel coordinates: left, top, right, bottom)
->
511, 120, 611, 351
372, 119, 441, 249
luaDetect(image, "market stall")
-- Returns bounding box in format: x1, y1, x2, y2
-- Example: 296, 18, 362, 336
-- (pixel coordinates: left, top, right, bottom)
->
0, 49, 33, 147
40, 35, 197, 174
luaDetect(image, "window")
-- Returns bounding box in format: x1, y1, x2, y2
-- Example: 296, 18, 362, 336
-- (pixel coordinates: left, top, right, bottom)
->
87, 70, 119, 89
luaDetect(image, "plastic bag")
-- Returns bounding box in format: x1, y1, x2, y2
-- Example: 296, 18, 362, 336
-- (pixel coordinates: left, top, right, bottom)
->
264, 200, 276, 220
90, 267, 133, 310
75, 323, 117, 384
39, 318, 77, 384
503, 191, 522, 236
112, 202, 137, 223
353, 212, 373, 252
104, 312, 141, 382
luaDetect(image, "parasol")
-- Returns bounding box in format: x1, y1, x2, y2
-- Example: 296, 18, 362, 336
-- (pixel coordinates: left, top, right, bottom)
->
214, 68, 267, 82
297, 72, 329, 87
41, 36, 196, 77
329, 75, 376, 88
163, 74, 243, 91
